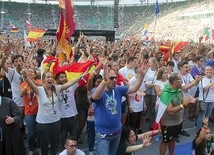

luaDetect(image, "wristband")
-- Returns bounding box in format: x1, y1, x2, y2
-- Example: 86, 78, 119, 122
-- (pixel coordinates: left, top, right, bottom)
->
93, 70, 97, 74
180, 104, 184, 109
102, 80, 108, 84
140, 144, 144, 148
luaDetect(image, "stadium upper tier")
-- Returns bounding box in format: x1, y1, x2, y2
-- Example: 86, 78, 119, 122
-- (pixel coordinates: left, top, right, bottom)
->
0, 0, 212, 41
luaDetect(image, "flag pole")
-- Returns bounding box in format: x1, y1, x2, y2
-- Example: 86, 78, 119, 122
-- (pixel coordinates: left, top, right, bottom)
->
154, 0, 159, 51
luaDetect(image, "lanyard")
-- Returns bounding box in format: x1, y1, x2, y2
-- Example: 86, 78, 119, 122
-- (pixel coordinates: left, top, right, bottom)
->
180, 74, 188, 85
44, 87, 55, 108
179, 73, 191, 95
29, 88, 35, 101
105, 90, 115, 99
196, 66, 202, 75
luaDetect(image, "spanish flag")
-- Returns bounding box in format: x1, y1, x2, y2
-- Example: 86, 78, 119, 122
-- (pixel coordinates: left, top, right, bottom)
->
27, 28, 46, 42
11, 27, 19, 33
42, 56, 95, 86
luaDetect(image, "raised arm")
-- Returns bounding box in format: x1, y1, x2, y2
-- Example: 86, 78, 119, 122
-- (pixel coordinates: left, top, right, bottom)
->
60, 68, 89, 92
22, 69, 39, 95
73, 33, 84, 55
195, 117, 209, 145
127, 64, 149, 94
182, 75, 202, 91
91, 62, 108, 100
126, 136, 151, 153
1, 53, 9, 73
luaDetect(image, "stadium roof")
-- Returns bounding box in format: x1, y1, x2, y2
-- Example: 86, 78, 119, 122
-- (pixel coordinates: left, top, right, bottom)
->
1, 0, 187, 6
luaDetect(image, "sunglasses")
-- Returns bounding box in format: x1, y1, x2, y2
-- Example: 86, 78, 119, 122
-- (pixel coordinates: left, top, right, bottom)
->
109, 76, 117, 80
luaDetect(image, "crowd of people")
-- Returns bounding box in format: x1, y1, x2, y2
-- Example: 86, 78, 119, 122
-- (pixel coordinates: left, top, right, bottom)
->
1, 0, 210, 39
0, 30, 214, 155
0, 0, 214, 155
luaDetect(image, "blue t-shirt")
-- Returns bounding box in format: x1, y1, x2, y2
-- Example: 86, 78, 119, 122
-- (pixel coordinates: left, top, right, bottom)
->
92, 86, 128, 134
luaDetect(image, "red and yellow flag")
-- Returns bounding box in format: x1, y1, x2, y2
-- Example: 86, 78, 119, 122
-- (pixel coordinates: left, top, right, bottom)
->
59, 0, 75, 39
27, 28, 46, 42
56, 11, 72, 62
57, 0, 75, 62
11, 27, 19, 33
42, 56, 95, 86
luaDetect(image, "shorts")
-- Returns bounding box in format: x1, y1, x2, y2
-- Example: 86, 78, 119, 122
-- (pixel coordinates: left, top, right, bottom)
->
161, 123, 182, 143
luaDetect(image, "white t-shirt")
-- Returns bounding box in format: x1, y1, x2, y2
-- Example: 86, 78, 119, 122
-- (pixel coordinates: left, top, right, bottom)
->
129, 76, 146, 112
172, 58, 180, 73
59, 149, 85, 155
154, 80, 168, 91
144, 68, 157, 84
180, 73, 196, 97
198, 77, 214, 102
119, 66, 136, 81
58, 83, 78, 118
6, 68, 24, 106
36, 85, 62, 124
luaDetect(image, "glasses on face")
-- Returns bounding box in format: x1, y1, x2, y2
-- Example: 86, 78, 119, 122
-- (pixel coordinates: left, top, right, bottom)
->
109, 76, 117, 80
67, 144, 77, 148
176, 80, 182, 83
200, 59, 204, 62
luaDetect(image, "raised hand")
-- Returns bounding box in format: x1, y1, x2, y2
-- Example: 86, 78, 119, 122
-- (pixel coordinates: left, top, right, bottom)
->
21, 69, 28, 79
138, 62, 149, 76
195, 75, 203, 82
182, 96, 197, 107
142, 136, 152, 147
202, 117, 209, 126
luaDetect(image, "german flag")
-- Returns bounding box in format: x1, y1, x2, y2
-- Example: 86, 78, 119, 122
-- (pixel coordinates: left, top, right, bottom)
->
27, 28, 46, 42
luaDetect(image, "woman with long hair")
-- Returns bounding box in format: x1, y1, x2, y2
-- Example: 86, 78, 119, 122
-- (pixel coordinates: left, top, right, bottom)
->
154, 66, 169, 97
20, 67, 41, 155
22, 70, 87, 155
116, 126, 160, 155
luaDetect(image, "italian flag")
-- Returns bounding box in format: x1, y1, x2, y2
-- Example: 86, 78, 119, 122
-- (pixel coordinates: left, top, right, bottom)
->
153, 84, 181, 130
204, 27, 214, 41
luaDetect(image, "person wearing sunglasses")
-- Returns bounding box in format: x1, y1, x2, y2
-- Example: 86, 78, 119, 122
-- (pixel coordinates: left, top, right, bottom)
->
59, 136, 85, 155
91, 63, 148, 155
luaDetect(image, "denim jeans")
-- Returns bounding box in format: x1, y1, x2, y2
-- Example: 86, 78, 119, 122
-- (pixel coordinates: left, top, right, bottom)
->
37, 120, 61, 155
196, 102, 214, 129
87, 121, 95, 152
25, 114, 37, 151
95, 131, 121, 155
